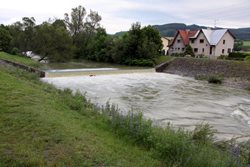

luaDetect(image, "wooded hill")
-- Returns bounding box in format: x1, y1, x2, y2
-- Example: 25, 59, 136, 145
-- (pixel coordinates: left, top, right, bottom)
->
153, 23, 250, 40
115, 23, 250, 40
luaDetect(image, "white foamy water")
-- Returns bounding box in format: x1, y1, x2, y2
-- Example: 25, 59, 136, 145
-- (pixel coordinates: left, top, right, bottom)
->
42, 72, 250, 140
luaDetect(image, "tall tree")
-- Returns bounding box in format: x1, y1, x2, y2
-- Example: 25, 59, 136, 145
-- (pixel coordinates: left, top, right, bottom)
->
64, 5, 86, 37
64, 6, 102, 58
8, 17, 36, 54
21, 17, 36, 52
0, 25, 12, 52
32, 22, 73, 62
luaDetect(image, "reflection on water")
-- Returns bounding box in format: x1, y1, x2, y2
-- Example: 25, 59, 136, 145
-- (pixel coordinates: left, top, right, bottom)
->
42, 72, 250, 140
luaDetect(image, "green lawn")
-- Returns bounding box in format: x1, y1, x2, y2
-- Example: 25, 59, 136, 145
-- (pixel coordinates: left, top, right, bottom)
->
154, 55, 173, 65
0, 65, 160, 166
243, 40, 250, 47
0, 52, 41, 68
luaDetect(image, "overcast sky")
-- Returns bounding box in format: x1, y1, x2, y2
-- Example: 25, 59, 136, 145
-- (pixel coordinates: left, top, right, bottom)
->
0, 0, 250, 33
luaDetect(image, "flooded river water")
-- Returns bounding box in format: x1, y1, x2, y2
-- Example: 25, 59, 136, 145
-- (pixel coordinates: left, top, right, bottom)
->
42, 71, 250, 140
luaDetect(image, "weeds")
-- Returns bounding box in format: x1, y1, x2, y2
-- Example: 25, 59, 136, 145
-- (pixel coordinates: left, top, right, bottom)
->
208, 75, 223, 84
195, 74, 207, 80
99, 102, 247, 167
195, 74, 223, 84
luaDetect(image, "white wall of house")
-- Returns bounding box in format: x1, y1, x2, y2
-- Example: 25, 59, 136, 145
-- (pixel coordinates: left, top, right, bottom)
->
169, 34, 186, 55
214, 31, 234, 56
161, 37, 170, 55
190, 32, 210, 56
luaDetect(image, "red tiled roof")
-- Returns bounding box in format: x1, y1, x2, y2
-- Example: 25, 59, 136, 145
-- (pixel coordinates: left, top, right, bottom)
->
178, 30, 199, 45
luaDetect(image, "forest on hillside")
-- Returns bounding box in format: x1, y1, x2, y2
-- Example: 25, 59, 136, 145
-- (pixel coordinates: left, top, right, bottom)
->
153, 23, 250, 40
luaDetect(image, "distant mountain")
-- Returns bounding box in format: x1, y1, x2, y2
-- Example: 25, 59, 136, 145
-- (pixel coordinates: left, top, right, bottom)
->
153, 23, 250, 40
114, 23, 250, 40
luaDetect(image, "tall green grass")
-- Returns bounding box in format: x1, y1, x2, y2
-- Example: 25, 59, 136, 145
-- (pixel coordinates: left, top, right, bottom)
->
100, 103, 248, 166
0, 52, 41, 68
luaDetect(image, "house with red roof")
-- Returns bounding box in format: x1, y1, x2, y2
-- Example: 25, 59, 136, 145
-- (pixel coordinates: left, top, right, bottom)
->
169, 29, 235, 58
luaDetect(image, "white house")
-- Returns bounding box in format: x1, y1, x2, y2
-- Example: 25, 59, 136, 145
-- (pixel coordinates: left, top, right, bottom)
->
169, 29, 235, 58
161, 37, 173, 55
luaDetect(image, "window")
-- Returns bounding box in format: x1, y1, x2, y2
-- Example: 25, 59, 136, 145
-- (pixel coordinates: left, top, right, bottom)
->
200, 39, 204, 43
191, 39, 195, 43
210, 46, 213, 55
177, 39, 181, 43
178, 48, 180, 50
202, 48, 204, 53
182, 48, 185, 51
228, 48, 231, 53
223, 40, 225, 44
194, 48, 198, 52
222, 49, 225, 54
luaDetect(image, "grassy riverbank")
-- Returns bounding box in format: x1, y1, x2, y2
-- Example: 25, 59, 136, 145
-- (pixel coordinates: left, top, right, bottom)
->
0, 52, 41, 68
0, 64, 161, 166
0, 53, 249, 166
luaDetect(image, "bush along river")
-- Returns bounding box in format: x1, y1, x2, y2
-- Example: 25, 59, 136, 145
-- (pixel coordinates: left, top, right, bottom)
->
42, 70, 250, 141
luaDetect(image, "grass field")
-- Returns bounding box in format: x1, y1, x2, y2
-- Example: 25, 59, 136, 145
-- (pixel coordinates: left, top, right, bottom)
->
0, 52, 41, 68
243, 40, 250, 47
154, 55, 174, 65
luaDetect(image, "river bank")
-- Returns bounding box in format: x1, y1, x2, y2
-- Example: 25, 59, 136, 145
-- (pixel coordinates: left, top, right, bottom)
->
156, 58, 250, 90
1, 53, 250, 166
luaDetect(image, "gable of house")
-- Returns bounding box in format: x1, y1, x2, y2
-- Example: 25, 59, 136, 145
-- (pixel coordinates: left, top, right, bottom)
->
169, 29, 235, 57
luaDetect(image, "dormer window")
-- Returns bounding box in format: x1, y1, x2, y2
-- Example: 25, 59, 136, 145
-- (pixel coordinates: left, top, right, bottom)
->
177, 39, 181, 43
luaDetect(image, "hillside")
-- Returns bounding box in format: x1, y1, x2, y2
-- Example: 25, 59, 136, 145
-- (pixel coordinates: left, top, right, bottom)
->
114, 23, 250, 40
154, 23, 250, 40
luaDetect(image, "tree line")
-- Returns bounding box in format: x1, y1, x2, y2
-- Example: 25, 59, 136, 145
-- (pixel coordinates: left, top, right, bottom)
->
0, 5, 162, 66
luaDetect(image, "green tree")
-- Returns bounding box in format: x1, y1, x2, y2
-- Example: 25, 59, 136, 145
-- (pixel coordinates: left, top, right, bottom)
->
117, 22, 162, 65
64, 5, 86, 37
234, 40, 243, 51
0, 25, 12, 52
7, 17, 36, 54
87, 28, 113, 62
184, 45, 194, 57
32, 22, 73, 62
64, 6, 102, 58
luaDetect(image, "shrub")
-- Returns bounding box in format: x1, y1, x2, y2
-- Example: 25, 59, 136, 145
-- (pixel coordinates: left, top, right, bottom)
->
195, 74, 207, 80
184, 45, 195, 57
217, 55, 227, 60
60, 89, 87, 112
227, 52, 250, 60
207, 75, 223, 84
246, 85, 250, 91
244, 56, 250, 61
125, 59, 155, 67
170, 53, 185, 57
10, 47, 22, 55
192, 123, 216, 144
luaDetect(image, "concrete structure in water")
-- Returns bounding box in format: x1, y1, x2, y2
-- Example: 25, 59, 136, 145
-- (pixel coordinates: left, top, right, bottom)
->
169, 29, 235, 58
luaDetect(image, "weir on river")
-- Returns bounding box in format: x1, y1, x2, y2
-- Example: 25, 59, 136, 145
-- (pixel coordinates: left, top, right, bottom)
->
42, 68, 250, 141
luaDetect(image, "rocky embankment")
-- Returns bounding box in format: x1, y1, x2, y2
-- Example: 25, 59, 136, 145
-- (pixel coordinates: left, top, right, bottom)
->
156, 58, 250, 89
